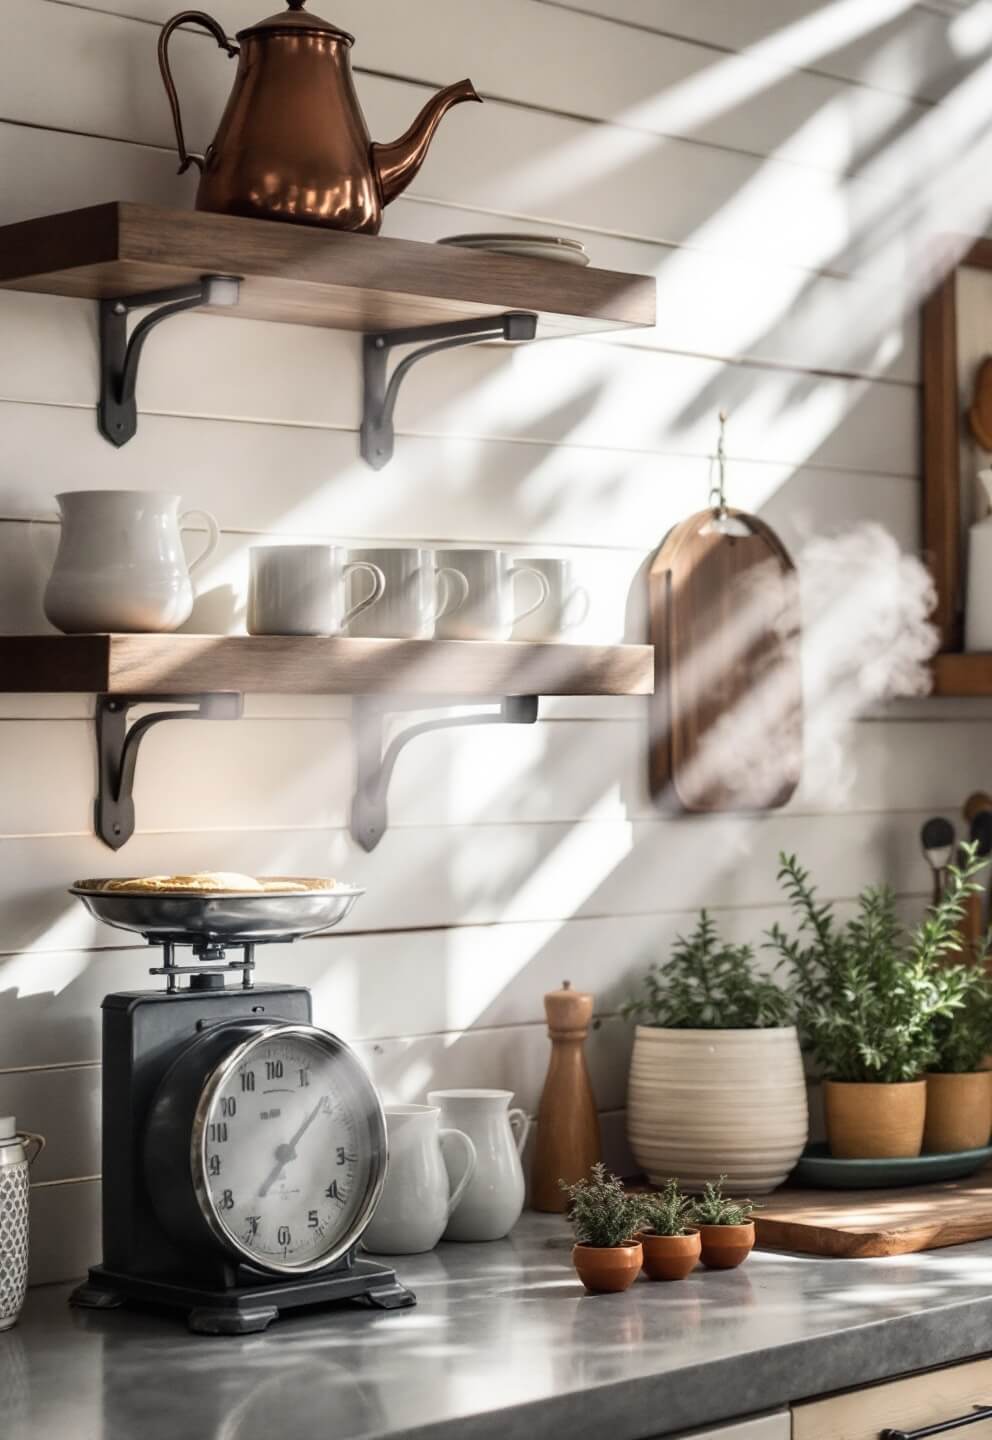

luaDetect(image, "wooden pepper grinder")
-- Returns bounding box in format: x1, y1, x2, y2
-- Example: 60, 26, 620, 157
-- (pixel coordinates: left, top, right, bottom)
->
530, 980, 602, 1213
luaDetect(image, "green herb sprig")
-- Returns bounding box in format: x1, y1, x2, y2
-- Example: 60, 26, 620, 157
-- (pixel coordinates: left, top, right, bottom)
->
559, 1162, 639, 1248
637, 1178, 693, 1237
766, 846, 987, 1083
690, 1176, 756, 1227
623, 911, 792, 1031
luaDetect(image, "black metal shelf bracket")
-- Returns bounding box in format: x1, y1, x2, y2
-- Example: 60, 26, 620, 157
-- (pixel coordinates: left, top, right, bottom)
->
360, 311, 538, 470
96, 693, 243, 850
350, 695, 539, 851
99, 274, 241, 447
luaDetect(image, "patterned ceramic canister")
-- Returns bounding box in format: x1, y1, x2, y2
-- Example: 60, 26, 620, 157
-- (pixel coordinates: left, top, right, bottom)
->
0, 1119, 45, 1330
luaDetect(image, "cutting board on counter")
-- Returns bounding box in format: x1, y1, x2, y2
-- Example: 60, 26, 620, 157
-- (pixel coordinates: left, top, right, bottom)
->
756, 1166, 992, 1257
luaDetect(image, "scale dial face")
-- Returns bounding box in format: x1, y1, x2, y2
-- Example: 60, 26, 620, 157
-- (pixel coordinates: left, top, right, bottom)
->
191, 1024, 385, 1274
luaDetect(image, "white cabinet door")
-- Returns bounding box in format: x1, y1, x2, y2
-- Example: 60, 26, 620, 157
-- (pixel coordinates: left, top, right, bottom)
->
663, 1414, 790, 1439
685, 1417, 791, 1440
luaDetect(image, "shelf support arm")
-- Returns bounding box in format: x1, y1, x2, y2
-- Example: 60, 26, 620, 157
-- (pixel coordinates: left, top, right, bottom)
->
360, 311, 538, 470
350, 695, 539, 851
99, 274, 241, 447
95, 693, 243, 850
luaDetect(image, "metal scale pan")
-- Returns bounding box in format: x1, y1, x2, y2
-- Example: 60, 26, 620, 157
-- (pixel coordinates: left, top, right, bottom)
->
70, 880, 363, 947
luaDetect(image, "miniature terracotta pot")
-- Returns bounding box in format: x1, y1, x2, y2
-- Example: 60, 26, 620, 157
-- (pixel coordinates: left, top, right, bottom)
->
823, 1079, 926, 1159
696, 1222, 755, 1271
637, 1228, 701, 1281
571, 1241, 642, 1294
924, 1072, 992, 1153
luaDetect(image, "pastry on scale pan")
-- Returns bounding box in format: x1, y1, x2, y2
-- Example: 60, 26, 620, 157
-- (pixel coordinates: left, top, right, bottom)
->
80, 873, 338, 894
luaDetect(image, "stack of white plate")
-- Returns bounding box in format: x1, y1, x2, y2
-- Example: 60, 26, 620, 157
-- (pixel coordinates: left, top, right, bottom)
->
437, 233, 590, 267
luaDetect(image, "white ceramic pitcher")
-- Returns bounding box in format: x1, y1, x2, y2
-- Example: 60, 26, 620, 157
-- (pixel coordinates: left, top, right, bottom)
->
362, 1105, 477, 1256
428, 1089, 531, 1242
43, 490, 220, 633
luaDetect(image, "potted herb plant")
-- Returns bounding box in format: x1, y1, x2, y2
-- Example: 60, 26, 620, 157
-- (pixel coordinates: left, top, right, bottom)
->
691, 1176, 756, 1270
560, 1162, 642, 1294
768, 849, 984, 1160
623, 911, 807, 1194
925, 945, 992, 1154
635, 1178, 700, 1281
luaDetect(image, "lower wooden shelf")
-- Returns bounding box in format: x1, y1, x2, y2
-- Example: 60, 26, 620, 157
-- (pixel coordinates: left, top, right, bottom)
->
931, 652, 992, 695
0, 634, 654, 697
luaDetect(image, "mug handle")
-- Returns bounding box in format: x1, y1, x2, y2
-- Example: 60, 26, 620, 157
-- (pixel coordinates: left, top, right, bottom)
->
510, 566, 551, 625
508, 1108, 532, 1156
428, 567, 470, 625
562, 585, 591, 632
19, 1131, 46, 1168
341, 561, 385, 627
179, 509, 220, 582
439, 1128, 477, 1216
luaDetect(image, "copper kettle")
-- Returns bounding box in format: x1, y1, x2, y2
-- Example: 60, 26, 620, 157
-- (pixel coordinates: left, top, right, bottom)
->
158, 1, 481, 233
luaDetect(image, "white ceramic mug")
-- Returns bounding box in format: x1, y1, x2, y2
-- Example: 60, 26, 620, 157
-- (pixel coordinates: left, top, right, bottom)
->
432, 550, 551, 642
427, 1089, 531, 1242
247, 545, 384, 636
362, 1105, 477, 1256
43, 490, 219, 634
345, 548, 469, 639
510, 558, 590, 641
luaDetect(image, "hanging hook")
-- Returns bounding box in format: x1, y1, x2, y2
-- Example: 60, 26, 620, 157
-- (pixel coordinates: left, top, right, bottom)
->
708, 409, 729, 516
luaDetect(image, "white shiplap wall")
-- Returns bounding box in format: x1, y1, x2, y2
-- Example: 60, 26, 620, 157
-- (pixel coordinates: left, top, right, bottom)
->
3, 0, 991, 1284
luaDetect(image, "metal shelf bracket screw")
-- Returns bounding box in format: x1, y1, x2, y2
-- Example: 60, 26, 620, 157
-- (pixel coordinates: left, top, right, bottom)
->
350, 695, 539, 851
99, 274, 241, 447
360, 311, 538, 470
95, 693, 243, 850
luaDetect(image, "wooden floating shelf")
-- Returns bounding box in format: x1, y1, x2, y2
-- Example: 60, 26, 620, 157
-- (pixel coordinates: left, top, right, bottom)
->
0, 635, 654, 698
931, 653, 992, 696
0, 202, 656, 337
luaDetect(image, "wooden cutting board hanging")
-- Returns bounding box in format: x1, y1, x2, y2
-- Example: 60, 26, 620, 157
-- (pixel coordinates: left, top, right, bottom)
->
648, 481, 803, 813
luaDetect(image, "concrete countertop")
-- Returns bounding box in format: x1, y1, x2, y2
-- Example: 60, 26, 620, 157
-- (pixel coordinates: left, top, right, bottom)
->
7, 1214, 992, 1440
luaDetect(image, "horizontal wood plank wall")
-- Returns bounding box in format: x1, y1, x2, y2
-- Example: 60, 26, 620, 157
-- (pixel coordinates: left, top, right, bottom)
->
1, 0, 986, 1285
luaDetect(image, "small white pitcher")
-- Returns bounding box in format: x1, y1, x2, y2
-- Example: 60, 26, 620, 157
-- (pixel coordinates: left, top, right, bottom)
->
428, 1089, 531, 1242
44, 490, 220, 633
362, 1105, 477, 1256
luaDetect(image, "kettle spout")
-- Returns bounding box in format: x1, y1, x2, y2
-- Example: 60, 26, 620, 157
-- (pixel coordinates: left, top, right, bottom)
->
372, 79, 481, 207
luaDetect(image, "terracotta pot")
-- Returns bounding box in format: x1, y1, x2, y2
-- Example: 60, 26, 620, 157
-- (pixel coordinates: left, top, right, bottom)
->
697, 1222, 755, 1271
924, 1072, 992, 1153
571, 1241, 642, 1294
637, 1228, 701, 1281
627, 1026, 808, 1194
824, 1079, 926, 1159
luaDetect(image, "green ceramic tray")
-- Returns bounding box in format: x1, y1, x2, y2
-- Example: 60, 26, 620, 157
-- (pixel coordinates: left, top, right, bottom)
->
792, 1141, 992, 1189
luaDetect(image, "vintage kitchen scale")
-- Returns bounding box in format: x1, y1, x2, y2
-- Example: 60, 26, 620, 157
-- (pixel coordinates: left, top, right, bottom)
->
67, 878, 416, 1334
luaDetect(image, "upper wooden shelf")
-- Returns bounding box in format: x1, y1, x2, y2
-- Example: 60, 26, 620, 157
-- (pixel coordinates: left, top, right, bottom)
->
0, 635, 654, 698
0, 203, 656, 337
932, 653, 992, 696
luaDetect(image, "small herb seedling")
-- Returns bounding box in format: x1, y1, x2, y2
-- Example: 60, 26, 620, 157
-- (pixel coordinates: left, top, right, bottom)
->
560, 1162, 639, 1248
638, 1178, 692, 1237
690, 1176, 756, 1227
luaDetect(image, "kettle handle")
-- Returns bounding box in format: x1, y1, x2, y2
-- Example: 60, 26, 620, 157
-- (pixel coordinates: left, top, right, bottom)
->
158, 12, 239, 176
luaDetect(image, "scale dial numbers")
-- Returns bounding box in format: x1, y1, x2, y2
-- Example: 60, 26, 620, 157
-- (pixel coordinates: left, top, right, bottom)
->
194, 1026, 382, 1274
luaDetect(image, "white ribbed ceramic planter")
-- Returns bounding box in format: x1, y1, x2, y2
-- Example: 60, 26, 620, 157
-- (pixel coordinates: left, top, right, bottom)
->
627, 1026, 809, 1194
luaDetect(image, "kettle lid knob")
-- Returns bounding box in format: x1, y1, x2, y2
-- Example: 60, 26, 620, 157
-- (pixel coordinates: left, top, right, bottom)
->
242, 0, 354, 42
